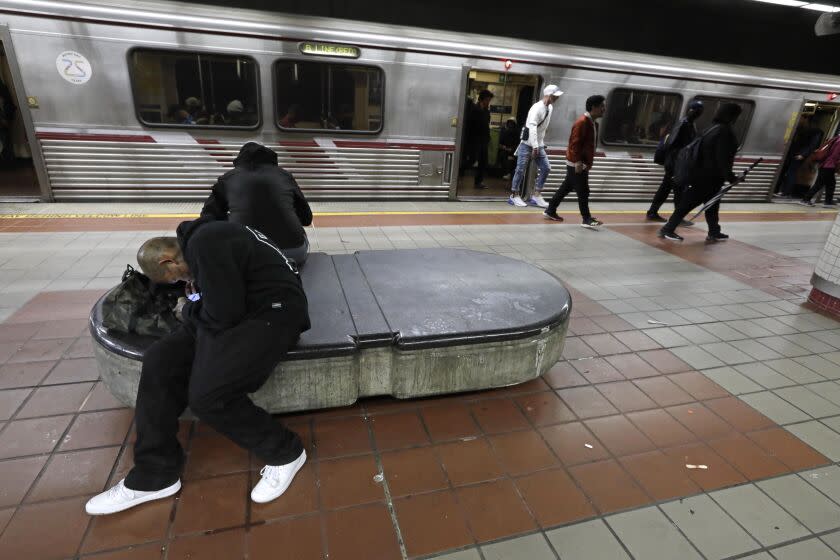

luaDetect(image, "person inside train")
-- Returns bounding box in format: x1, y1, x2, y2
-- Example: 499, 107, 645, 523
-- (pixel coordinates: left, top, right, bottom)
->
509, 84, 563, 207
775, 115, 823, 200
85, 217, 310, 516
225, 100, 249, 126
462, 89, 494, 189
185, 97, 209, 125
658, 102, 743, 243
646, 100, 705, 223
799, 129, 840, 208
168, 104, 194, 125
543, 94, 606, 228
201, 142, 313, 266
0, 78, 16, 165
498, 118, 519, 179
280, 104, 301, 128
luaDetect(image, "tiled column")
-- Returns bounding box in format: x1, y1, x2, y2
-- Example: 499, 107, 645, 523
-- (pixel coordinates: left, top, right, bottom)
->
810, 211, 840, 317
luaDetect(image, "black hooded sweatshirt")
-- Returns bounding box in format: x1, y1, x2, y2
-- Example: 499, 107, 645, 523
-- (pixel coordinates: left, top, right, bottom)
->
178, 217, 310, 333
201, 142, 313, 250
695, 104, 741, 187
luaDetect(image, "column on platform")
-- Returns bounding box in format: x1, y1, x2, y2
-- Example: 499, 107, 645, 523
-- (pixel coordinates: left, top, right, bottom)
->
810, 211, 840, 317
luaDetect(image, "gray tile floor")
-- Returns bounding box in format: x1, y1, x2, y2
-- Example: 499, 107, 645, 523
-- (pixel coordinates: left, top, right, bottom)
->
2, 211, 840, 559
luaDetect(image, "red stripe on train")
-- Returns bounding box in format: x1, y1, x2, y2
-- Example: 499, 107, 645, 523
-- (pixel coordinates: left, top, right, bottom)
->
333, 140, 454, 151
37, 132, 156, 142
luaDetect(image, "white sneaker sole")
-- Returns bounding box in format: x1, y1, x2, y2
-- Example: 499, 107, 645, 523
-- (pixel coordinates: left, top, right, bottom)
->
580, 223, 601, 229
85, 480, 181, 516
251, 451, 307, 504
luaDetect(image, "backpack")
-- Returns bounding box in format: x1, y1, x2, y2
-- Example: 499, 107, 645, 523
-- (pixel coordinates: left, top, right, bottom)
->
101, 265, 183, 337
672, 125, 718, 189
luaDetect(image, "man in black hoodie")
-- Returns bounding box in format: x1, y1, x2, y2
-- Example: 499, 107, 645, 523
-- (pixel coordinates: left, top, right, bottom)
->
659, 103, 743, 243
202, 142, 313, 265
85, 217, 311, 515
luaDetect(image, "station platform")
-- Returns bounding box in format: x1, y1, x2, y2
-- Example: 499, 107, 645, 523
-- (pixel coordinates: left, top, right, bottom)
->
0, 200, 839, 560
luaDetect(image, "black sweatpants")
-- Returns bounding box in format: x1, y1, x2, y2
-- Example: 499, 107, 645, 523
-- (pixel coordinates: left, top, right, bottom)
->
804, 167, 837, 205
462, 141, 488, 186
647, 172, 683, 215
125, 306, 305, 491
546, 166, 592, 220
662, 183, 721, 235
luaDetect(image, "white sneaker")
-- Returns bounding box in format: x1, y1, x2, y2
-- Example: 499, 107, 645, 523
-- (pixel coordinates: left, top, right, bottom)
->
508, 195, 527, 207
528, 195, 549, 208
251, 450, 307, 504
85, 478, 181, 515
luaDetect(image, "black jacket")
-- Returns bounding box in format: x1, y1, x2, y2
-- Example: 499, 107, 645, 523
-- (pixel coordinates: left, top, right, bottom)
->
201, 142, 313, 250
696, 123, 739, 186
178, 217, 310, 333
791, 126, 823, 159
465, 104, 491, 145
663, 118, 697, 171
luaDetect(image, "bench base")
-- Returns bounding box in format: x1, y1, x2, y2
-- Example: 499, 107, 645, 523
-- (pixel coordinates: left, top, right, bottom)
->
94, 322, 567, 413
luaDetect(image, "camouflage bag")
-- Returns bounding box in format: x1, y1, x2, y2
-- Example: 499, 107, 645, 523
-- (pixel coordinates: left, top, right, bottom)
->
101, 265, 182, 337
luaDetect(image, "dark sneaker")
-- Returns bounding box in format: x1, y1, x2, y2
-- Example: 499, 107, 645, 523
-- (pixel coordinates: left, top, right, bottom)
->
646, 213, 666, 222
680, 219, 695, 227
658, 229, 683, 242
543, 211, 564, 222
706, 232, 729, 242
581, 217, 603, 229
798, 199, 815, 207
475, 183, 490, 189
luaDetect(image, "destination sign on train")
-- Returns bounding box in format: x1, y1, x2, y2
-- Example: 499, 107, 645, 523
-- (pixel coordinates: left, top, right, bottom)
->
299, 42, 361, 58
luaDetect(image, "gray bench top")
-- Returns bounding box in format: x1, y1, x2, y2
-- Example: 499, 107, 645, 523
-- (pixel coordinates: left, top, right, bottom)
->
91, 248, 571, 361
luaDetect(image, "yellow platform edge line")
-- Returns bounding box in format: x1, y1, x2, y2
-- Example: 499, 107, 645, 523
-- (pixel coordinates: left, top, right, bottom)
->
0, 210, 836, 219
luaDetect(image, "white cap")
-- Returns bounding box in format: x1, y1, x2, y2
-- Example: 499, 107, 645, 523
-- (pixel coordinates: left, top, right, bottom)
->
227, 100, 244, 113
185, 97, 200, 107
543, 85, 564, 97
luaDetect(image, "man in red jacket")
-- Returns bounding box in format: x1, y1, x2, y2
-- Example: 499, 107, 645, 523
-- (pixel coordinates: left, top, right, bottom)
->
544, 95, 606, 228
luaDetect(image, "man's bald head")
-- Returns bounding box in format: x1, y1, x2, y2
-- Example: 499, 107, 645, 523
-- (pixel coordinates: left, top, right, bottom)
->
137, 237, 190, 283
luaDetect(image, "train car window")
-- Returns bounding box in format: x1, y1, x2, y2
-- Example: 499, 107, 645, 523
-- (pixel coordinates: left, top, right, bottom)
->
274, 60, 383, 132
689, 96, 755, 147
601, 89, 683, 147
129, 49, 259, 128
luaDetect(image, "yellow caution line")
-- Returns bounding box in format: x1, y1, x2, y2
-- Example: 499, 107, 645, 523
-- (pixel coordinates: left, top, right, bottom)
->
0, 210, 835, 219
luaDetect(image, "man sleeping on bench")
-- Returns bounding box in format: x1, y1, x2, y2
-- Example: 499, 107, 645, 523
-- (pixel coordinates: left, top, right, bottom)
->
86, 216, 310, 515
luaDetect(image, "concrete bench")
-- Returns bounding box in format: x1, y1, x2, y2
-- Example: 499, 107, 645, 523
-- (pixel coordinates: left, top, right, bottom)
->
91, 248, 572, 413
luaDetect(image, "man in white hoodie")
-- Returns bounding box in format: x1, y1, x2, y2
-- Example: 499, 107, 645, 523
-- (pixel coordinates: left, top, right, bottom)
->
508, 85, 564, 208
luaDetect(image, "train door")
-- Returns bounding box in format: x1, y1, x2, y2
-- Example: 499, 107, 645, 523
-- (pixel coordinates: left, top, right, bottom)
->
0, 28, 48, 200
454, 69, 541, 199
775, 100, 840, 197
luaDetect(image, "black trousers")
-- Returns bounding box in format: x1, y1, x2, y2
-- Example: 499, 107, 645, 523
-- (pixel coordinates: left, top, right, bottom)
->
647, 172, 683, 215
662, 183, 721, 235
125, 306, 305, 491
462, 141, 488, 186
804, 167, 837, 204
547, 166, 592, 220
780, 158, 804, 196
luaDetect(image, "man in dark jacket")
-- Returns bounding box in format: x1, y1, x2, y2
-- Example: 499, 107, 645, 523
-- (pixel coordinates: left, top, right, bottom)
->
775, 115, 823, 200
461, 90, 494, 189
85, 217, 310, 515
659, 103, 743, 243
201, 142, 313, 265
646, 100, 704, 222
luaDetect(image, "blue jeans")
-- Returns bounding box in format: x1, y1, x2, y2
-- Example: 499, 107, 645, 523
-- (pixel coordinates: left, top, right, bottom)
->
510, 144, 550, 195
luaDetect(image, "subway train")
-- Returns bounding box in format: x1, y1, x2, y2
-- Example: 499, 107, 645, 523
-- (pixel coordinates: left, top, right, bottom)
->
0, 0, 839, 202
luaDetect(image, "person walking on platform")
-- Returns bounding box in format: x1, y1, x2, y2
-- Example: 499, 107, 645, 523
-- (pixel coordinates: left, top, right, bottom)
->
775, 115, 822, 200
85, 217, 311, 515
646, 100, 705, 223
543, 95, 606, 228
659, 103, 743, 243
201, 142, 313, 266
799, 130, 840, 208
509, 85, 564, 208
462, 89, 494, 189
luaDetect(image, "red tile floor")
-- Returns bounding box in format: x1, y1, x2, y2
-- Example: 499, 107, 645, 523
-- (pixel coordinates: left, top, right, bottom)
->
0, 284, 832, 560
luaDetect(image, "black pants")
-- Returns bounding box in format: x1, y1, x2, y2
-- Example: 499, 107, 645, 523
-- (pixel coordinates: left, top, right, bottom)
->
647, 172, 683, 215
547, 166, 592, 220
662, 183, 721, 235
804, 167, 837, 204
125, 307, 305, 491
461, 141, 488, 186
780, 158, 804, 196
